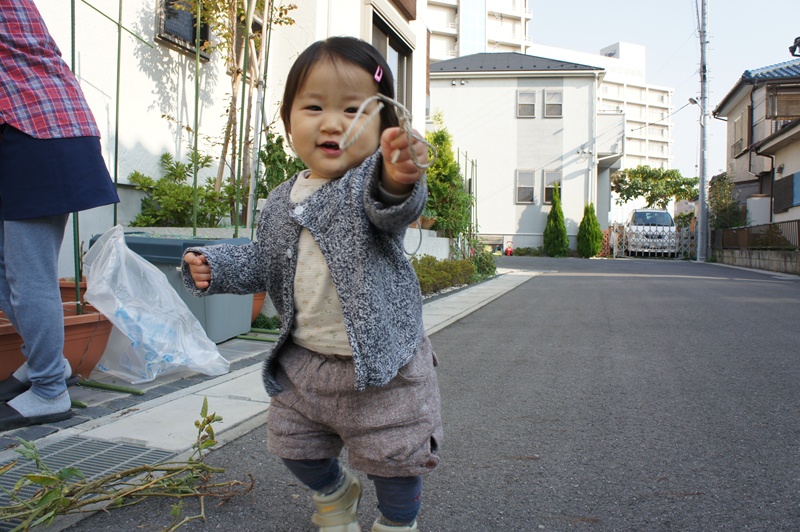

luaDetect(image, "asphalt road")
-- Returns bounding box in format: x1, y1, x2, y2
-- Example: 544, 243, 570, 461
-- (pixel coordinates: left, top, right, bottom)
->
66, 257, 800, 531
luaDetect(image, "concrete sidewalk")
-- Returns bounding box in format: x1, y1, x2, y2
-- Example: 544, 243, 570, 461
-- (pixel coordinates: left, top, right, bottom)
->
0, 268, 538, 465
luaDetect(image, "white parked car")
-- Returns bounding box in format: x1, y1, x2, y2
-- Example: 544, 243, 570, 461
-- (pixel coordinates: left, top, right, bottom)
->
611, 209, 678, 256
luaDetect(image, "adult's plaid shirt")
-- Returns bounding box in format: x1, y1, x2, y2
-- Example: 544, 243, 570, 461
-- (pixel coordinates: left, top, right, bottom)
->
0, 0, 100, 139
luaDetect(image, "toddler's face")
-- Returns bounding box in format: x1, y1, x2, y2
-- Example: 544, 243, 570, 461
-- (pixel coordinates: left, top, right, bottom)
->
288, 59, 382, 180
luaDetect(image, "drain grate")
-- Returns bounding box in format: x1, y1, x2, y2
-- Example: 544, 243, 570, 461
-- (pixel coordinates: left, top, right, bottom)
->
0, 436, 174, 531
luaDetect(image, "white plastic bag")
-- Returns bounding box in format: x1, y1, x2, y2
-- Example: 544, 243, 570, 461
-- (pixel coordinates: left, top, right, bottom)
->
83, 225, 230, 383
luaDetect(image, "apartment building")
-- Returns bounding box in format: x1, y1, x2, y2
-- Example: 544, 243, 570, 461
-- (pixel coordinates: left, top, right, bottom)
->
528, 43, 673, 168
428, 0, 533, 61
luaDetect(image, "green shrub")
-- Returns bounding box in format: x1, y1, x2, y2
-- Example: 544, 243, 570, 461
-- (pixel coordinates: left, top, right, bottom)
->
410, 254, 481, 296
424, 115, 474, 238
512, 246, 544, 257
577, 202, 603, 258
129, 152, 231, 228
543, 184, 569, 257
470, 248, 496, 280
252, 314, 280, 329
674, 211, 695, 230
708, 172, 747, 230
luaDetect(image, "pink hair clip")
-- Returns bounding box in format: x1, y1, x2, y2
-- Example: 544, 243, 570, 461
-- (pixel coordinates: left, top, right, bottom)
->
374, 66, 383, 83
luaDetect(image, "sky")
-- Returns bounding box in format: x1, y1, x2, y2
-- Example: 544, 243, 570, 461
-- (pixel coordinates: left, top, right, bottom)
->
530, 0, 800, 180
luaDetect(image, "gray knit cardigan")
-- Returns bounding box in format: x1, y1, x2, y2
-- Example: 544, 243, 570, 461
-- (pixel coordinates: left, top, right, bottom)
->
181, 150, 427, 395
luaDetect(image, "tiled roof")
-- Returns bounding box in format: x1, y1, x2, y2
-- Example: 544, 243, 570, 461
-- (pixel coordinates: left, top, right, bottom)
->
431, 53, 602, 74
714, 58, 800, 116
742, 58, 800, 81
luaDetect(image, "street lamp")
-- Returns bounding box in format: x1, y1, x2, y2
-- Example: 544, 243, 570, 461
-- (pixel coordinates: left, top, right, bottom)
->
790, 36, 800, 56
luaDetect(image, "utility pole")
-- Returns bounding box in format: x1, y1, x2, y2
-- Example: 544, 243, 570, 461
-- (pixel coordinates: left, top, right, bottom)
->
697, 0, 709, 262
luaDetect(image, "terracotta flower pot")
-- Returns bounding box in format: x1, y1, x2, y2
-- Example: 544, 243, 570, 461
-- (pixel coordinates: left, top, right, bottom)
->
0, 302, 112, 381
59, 277, 87, 302
420, 216, 437, 230
251, 292, 267, 323
409, 216, 437, 230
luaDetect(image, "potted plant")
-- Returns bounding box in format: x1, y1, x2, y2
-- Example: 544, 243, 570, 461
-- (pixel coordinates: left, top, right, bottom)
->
419, 207, 438, 230
0, 302, 112, 381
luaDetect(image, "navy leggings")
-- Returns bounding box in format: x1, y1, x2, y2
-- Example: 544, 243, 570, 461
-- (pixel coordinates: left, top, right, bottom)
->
282, 458, 423, 524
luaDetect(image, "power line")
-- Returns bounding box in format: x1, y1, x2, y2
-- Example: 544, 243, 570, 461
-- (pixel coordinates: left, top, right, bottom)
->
628, 101, 694, 132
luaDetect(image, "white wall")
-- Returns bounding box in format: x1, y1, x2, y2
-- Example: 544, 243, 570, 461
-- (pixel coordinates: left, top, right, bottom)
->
39, 1, 232, 276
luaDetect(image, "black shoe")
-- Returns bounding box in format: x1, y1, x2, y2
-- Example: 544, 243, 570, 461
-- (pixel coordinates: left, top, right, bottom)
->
0, 376, 30, 402
0, 375, 80, 402
0, 402, 73, 431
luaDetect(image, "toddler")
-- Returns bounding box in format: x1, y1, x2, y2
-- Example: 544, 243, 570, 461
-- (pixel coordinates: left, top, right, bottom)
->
183, 36, 442, 532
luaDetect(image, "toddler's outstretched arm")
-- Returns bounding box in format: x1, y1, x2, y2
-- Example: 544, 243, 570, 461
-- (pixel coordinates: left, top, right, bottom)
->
380, 127, 428, 195
183, 251, 212, 289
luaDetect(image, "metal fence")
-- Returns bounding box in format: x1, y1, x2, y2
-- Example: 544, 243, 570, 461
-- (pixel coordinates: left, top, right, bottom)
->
610, 224, 696, 259
714, 220, 800, 251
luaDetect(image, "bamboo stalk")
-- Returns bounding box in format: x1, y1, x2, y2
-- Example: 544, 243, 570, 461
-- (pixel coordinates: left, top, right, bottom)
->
77, 379, 145, 395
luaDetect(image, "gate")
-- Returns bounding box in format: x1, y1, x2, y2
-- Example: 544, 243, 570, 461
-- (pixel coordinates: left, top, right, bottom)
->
610, 223, 696, 259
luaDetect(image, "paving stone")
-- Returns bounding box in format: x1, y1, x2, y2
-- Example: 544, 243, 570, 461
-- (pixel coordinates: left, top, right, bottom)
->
12, 424, 58, 442
104, 397, 141, 411
52, 415, 88, 429
231, 358, 262, 371
147, 383, 184, 397
81, 406, 115, 419
0, 437, 19, 451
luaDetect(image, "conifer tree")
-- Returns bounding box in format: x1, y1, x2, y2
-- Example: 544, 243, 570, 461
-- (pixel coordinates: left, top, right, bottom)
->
425, 114, 473, 238
577, 202, 603, 258
543, 184, 569, 257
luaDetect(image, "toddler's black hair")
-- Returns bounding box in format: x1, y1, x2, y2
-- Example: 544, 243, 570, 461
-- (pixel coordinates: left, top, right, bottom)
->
281, 36, 399, 134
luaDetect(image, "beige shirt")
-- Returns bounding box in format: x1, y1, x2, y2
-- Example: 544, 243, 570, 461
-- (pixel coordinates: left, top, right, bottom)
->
289, 171, 352, 356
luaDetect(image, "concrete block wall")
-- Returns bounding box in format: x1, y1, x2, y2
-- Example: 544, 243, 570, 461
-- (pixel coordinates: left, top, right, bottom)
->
716, 249, 800, 276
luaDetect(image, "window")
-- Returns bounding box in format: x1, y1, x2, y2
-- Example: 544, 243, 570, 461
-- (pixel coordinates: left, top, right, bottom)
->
517, 90, 535, 118
157, 0, 210, 60
516, 170, 535, 203
373, 17, 412, 108
773, 174, 794, 213
732, 108, 749, 156
767, 87, 800, 119
543, 171, 562, 204
544, 90, 563, 117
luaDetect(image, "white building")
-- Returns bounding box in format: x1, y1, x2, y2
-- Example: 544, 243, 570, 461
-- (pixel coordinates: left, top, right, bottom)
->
429, 53, 622, 250
429, 41, 675, 249
35, 0, 430, 277
428, 0, 533, 61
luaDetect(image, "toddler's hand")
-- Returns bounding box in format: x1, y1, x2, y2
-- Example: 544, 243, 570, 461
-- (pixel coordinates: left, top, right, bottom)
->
183, 251, 211, 289
381, 127, 429, 193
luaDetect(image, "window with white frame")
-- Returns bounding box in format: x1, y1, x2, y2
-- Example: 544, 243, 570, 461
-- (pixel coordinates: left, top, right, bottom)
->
517, 90, 535, 118
543, 171, 562, 204
544, 90, 563, 117
516, 170, 535, 203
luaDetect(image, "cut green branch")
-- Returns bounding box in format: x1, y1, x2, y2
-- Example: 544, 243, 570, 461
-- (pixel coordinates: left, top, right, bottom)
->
0, 398, 253, 530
